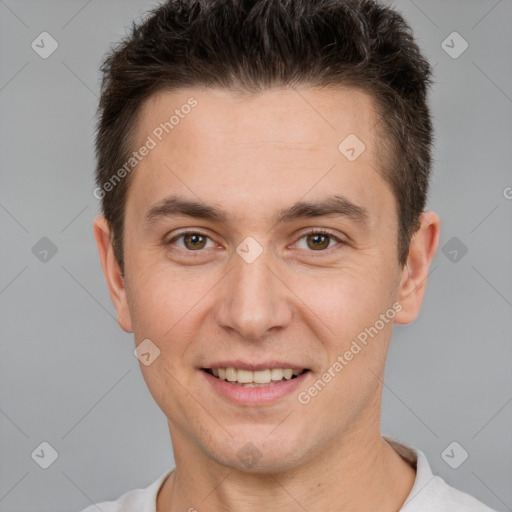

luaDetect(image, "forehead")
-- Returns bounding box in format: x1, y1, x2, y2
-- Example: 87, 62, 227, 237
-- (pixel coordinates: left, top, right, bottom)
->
137, 85, 380, 151
127, 86, 393, 230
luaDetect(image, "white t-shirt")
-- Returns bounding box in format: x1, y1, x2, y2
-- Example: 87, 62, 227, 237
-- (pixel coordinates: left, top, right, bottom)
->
79, 436, 497, 511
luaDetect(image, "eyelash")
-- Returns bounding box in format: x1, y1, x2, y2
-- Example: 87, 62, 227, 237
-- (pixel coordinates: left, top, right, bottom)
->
166, 228, 344, 255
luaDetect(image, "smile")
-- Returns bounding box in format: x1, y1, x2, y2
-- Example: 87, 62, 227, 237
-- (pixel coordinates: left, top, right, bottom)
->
203, 367, 309, 387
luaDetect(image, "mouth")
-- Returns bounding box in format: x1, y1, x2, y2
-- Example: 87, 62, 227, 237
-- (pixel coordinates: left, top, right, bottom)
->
201, 367, 310, 387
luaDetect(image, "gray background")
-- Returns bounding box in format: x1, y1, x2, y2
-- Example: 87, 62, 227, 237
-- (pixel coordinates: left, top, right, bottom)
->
0, 0, 511, 510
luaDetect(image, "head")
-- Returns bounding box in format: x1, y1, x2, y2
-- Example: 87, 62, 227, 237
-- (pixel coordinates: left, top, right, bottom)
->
94, 0, 440, 473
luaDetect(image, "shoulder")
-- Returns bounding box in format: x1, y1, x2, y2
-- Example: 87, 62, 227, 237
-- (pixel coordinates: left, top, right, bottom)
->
383, 435, 498, 512
78, 487, 146, 512
429, 475, 498, 512
77, 468, 174, 512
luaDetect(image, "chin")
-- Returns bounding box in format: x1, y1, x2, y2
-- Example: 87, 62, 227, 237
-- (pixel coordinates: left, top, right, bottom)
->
204, 428, 312, 474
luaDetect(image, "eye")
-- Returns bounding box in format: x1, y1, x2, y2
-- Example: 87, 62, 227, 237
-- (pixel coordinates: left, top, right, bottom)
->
168, 231, 216, 251
166, 228, 344, 254
295, 229, 344, 251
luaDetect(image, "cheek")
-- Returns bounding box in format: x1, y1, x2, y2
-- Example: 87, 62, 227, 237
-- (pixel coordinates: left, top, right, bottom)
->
126, 263, 221, 373
127, 270, 202, 411
294, 259, 395, 341
126, 261, 197, 332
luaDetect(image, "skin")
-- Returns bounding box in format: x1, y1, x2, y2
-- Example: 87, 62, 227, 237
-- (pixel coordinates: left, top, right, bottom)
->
94, 86, 440, 511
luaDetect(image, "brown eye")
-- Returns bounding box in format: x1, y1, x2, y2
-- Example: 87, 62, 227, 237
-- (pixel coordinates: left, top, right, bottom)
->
183, 233, 207, 250
168, 232, 214, 251
306, 233, 330, 250
295, 230, 343, 252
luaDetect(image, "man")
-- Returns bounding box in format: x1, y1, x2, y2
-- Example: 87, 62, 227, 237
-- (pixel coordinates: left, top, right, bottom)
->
84, 0, 496, 510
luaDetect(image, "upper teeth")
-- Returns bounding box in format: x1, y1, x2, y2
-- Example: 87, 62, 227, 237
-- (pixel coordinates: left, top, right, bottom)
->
212, 368, 303, 384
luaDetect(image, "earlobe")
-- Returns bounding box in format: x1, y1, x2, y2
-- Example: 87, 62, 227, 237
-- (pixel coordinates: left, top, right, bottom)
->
394, 211, 440, 325
93, 216, 133, 333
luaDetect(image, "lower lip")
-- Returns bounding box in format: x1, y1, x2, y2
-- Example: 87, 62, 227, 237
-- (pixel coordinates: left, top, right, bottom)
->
201, 370, 310, 406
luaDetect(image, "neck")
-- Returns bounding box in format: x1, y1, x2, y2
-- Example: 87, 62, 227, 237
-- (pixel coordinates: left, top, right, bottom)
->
156, 427, 416, 512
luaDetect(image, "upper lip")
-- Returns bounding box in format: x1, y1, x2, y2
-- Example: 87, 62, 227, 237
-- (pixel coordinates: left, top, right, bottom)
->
202, 361, 309, 371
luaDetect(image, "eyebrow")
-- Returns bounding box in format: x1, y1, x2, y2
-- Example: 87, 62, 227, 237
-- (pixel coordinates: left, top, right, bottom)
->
144, 194, 369, 228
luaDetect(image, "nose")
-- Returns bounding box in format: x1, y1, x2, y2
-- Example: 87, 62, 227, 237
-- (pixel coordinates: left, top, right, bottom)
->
213, 246, 293, 342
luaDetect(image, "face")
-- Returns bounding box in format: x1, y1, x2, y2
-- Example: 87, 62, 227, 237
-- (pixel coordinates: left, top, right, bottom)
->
95, 86, 433, 473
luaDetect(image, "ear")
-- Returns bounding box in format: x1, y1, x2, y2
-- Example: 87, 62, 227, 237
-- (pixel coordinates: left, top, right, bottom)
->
93, 215, 133, 333
394, 211, 440, 324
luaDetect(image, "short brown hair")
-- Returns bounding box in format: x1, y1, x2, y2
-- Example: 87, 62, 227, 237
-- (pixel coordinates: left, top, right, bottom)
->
95, 0, 433, 273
